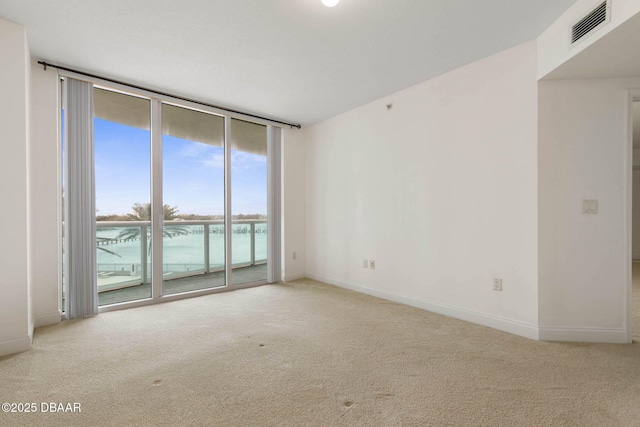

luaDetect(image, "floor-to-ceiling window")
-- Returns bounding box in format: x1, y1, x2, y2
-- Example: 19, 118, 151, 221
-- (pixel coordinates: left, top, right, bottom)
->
93, 88, 152, 305
61, 78, 279, 311
231, 118, 267, 285
162, 104, 226, 295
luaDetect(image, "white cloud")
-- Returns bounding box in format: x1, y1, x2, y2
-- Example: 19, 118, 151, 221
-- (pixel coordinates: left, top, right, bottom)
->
201, 153, 225, 169
197, 150, 266, 171
230, 150, 266, 171
180, 142, 214, 158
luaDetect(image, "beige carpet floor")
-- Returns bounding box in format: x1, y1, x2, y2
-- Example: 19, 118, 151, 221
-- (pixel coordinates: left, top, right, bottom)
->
1, 278, 639, 427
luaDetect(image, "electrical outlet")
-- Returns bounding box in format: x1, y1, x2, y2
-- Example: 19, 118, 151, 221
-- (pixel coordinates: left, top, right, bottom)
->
493, 278, 502, 292
370, 260, 376, 270
292, 252, 297, 260
363, 259, 368, 268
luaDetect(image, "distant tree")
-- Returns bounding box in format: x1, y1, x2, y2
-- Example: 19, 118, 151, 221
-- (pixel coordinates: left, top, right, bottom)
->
126, 203, 180, 221
96, 214, 129, 221
176, 213, 224, 221
233, 213, 266, 220
116, 203, 188, 249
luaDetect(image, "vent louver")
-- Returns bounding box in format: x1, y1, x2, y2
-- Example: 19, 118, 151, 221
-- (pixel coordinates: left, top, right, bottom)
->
571, 1, 609, 45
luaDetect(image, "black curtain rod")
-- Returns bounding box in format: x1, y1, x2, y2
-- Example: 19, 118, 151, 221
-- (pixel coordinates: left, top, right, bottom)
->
37, 60, 302, 129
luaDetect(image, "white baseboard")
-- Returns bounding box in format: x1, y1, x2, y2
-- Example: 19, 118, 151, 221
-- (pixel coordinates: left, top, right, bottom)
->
283, 273, 306, 282
538, 327, 629, 344
310, 275, 540, 341
0, 335, 32, 357
34, 310, 62, 328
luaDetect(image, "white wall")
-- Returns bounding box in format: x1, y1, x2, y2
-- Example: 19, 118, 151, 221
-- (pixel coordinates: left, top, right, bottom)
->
538, 0, 640, 79
633, 126, 640, 259
282, 127, 306, 281
538, 78, 640, 343
0, 19, 32, 356
633, 168, 640, 260
30, 61, 62, 327
305, 41, 539, 339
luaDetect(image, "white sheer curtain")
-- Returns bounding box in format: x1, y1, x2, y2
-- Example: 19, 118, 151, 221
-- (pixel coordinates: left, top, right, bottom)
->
267, 126, 282, 283
64, 78, 98, 318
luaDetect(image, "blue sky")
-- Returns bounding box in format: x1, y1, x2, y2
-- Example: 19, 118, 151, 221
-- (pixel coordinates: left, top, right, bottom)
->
94, 118, 267, 216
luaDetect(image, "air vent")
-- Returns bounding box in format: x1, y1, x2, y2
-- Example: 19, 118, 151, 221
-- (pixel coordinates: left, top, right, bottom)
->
571, 1, 609, 45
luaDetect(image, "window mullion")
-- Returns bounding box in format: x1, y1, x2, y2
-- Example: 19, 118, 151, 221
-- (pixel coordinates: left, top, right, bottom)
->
224, 116, 232, 286
151, 99, 163, 299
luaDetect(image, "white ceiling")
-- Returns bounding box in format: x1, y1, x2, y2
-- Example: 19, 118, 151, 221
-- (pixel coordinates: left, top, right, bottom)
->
0, 0, 576, 126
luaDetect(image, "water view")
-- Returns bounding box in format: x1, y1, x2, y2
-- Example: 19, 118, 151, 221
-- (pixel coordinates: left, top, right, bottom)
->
96, 221, 267, 292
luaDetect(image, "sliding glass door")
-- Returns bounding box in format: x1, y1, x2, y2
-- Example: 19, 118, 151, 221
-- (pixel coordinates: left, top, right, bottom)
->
162, 104, 226, 295
93, 88, 152, 306
62, 80, 279, 310
231, 118, 268, 285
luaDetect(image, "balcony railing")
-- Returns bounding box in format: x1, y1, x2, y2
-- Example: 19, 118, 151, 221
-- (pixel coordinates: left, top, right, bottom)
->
96, 219, 266, 292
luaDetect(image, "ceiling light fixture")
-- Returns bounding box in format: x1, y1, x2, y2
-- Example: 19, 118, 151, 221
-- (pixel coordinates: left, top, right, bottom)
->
321, 0, 340, 7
